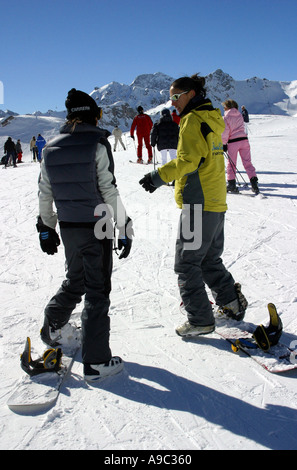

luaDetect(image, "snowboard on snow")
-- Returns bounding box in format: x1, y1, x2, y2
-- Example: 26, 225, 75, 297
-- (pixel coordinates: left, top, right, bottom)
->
215, 303, 297, 373
7, 337, 79, 414
180, 302, 297, 374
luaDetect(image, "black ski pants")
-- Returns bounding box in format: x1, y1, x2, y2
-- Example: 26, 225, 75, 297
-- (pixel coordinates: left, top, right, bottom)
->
175, 209, 237, 326
44, 226, 113, 364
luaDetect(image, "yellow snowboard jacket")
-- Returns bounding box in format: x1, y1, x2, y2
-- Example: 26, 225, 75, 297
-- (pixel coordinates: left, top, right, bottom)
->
153, 99, 227, 212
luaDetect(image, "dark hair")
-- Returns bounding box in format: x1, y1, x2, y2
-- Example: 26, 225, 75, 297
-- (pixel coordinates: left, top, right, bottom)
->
171, 74, 206, 98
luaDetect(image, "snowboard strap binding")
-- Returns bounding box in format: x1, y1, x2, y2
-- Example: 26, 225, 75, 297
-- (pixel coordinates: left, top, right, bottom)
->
253, 303, 283, 351
20, 337, 63, 376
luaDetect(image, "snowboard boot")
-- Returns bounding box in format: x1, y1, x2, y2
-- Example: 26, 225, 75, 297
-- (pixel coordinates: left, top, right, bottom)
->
40, 316, 81, 350
147, 157, 153, 164
175, 320, 215, 337
137, 158, 143, 164
250, 176, 259, 194
227, 179, 239, 193
83, 357, 124, 382
217, 283, 248, 321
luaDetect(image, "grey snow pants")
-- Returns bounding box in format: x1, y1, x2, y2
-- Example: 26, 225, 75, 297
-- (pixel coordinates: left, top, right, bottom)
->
44, 226, 112, 364
174, 208, 237, 326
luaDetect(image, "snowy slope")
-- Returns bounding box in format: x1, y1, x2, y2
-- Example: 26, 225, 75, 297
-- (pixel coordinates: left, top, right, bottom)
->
1, 114, 297, 450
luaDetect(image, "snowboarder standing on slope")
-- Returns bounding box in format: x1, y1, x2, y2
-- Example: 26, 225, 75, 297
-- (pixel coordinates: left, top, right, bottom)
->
130, 106, 153, 164
37, 88, 133, 381
222, 100, 258, 194
139, 74, 248, 337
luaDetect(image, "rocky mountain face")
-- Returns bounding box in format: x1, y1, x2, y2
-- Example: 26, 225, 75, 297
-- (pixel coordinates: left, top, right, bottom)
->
89, 72, 174, 131
90, 69, 297, 131
1, 70, 296, 132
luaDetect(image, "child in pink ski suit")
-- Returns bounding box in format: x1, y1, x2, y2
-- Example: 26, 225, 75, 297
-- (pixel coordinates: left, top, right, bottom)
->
222, 100, 259, 194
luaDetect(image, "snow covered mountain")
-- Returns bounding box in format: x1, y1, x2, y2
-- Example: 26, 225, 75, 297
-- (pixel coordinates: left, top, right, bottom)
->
1, 70, 296, 134
89, 70, 297, 131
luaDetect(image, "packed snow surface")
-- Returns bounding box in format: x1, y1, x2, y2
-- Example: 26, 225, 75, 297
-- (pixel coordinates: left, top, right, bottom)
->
1, 114, 297, 450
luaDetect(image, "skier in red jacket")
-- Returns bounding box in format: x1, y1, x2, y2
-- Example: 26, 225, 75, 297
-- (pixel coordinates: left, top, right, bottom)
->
171, 109, 180, 125
130, 106, 153, 163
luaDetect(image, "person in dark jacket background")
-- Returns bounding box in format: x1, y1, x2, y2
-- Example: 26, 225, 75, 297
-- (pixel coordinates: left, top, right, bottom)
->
241, 105, 249, 133
37, 88, 133, 382
241, 105, 249, 123
150, 108, 179, 165
4, 137, 17, 168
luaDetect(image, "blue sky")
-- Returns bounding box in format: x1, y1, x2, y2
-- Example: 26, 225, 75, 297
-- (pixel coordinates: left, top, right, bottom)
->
1, 0, 296, 114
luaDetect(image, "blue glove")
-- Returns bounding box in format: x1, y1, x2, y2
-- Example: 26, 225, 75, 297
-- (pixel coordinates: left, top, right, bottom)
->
36, 216, 60, 255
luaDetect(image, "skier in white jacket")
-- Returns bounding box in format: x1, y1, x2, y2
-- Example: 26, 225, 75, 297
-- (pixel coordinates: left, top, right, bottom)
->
112, 126, 126, 151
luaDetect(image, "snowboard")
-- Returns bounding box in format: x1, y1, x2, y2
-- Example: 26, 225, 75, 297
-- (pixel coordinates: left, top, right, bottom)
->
7, 338, 79, 414
214, 304, 297, 373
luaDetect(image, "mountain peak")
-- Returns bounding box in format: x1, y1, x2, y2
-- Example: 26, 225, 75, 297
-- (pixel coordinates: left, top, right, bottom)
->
130, 72, 174, 91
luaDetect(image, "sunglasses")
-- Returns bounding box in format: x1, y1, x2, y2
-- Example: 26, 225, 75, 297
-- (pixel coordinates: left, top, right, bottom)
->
170, 90, 189, 101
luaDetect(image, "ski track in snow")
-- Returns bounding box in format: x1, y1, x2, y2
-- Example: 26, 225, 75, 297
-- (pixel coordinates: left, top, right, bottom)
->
1, 114, 297, 450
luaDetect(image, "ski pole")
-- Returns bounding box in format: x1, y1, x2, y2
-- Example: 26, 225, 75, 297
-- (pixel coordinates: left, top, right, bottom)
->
226, 154, 241, 187
225, 151, 244, 186
224, 151, 248, 187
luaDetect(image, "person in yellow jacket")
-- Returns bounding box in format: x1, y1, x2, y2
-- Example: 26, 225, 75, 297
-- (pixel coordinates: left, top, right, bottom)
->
139, 74, 248, 336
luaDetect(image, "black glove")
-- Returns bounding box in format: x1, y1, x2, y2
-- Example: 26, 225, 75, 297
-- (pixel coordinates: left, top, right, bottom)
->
130, 135, 134, 140
36, 216, 60, 255
118, 217, 133, 259
139, 173, 157, 193
223, 144, 228, 152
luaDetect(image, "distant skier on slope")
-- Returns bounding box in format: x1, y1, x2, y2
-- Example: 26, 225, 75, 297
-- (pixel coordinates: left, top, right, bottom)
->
171, 109, 180, 125
241, 105, 249, 134
130, 106, 153, 164
4, 137, 17, 168
36, 134, 46, 162
112, 125, 126, 151
16, 139, 23, 162
222, 100, 259, 194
